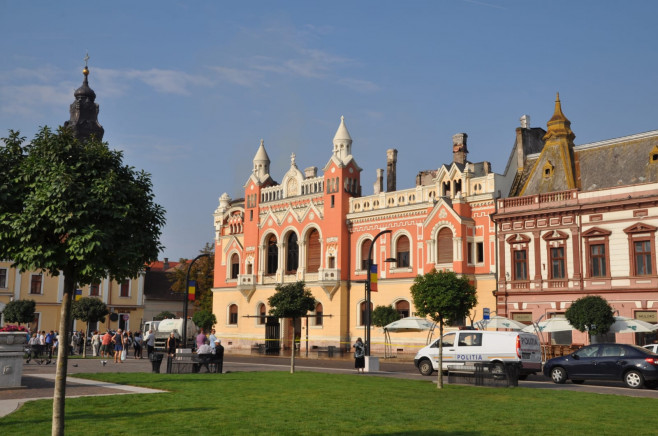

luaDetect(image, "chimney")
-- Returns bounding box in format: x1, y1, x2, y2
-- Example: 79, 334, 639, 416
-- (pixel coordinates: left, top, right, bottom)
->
163, 258, 169, 270
386, 149, 397, 192
373, 168, 384, 194
520, 114, 531, 128
452, 133, 468, 165
304, 166, 318, 178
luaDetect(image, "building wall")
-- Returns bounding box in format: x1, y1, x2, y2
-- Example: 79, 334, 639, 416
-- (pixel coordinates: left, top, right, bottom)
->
0, 261, 144, 334
212, 119, 503, 355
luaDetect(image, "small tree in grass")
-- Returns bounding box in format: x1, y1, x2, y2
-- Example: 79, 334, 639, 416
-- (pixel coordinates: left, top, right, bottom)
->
565, 296, 615, 343
2, 299, 36, 327
0, 127, 164, 435
372, 305, 401, 328
192, 310, 217, 334
410, 269, 477, 389
71, 297, 109, 357
268, 281, 316, 374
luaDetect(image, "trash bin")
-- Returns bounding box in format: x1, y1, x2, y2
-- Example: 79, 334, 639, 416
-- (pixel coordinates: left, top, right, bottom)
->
505, 362, 520, 387
150, 353, 164, 373
327, 346, 336, 357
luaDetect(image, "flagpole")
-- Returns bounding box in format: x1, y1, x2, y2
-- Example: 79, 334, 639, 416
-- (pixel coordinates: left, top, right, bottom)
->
182, 253, 210, 348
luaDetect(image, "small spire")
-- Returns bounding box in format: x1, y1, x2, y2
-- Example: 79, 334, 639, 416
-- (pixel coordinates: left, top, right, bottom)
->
333, 115, 352, 142
291, 153, 296, 166
549, 92, 567, 123
83, 52, 90, 79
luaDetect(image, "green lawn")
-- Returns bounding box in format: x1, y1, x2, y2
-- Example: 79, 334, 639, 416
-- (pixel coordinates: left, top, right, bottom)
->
2, 372, 656, 435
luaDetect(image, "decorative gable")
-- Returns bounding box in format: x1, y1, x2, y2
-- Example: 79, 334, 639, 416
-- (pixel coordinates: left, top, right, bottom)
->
624, 223, 658, 234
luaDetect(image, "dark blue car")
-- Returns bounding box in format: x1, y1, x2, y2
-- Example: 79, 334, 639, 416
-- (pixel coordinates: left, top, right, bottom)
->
543, 343, 658, 389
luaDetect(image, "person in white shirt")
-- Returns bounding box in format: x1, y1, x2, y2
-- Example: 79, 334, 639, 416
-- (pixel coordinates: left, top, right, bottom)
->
195, 339, 214, 373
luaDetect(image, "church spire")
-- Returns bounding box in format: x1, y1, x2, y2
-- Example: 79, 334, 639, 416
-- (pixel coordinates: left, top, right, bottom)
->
543, 92, 575, 143
64, 53, 104, 142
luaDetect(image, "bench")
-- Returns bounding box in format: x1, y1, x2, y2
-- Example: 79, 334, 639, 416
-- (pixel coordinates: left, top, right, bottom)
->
447, 363, 519, 387
167, 352, 223, 374
316, 346, 345, 358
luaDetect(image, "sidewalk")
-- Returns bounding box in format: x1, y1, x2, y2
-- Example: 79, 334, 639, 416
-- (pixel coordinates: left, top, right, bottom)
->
0, 357, 164, 418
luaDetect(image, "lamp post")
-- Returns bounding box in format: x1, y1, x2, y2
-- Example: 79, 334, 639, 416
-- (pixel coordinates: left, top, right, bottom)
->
182, 253, 210, 348
364, 229, 396, 357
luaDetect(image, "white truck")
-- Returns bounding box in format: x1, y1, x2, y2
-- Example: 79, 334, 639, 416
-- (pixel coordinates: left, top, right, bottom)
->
414, 330, 542, 378
153, 318, 197, 351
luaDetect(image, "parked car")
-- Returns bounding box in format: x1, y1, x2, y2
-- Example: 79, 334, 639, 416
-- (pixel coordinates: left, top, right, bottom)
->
643, 344, 658, 353
543, 343, 658, 389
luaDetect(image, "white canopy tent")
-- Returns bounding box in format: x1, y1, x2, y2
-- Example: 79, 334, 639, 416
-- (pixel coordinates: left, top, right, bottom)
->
475, 316, 527, 331
382, 316, 436, 358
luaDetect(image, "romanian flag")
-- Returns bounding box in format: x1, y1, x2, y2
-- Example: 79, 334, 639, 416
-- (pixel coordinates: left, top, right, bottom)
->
187, 280, 196, 301
75, 289, 82, 301
370, 264, 378, 292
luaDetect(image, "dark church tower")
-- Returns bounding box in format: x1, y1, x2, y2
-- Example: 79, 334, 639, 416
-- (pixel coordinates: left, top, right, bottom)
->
64, 56, 104, 142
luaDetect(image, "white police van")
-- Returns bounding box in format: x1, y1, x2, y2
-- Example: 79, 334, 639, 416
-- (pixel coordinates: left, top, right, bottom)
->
414, 330, 542, 378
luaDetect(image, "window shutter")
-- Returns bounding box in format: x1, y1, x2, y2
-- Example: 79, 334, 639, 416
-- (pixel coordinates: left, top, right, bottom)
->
437, 228, 453, 264
306, 229, 321, 272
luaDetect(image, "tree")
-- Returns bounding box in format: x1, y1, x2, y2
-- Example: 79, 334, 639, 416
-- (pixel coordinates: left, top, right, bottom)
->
372, 305, 401, 328
192, 310, 217, 333
168, 243, 214, 312
1, 299, 36, 326
268, 281, 316, 374
0, 127, 165, 436
410, 269, 477, 389
565, 296, 615, 343
71, 297, 109, 357
154, 311, 176, 321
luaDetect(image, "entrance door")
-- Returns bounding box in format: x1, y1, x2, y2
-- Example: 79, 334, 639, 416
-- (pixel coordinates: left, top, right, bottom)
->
265, 317, 280, 355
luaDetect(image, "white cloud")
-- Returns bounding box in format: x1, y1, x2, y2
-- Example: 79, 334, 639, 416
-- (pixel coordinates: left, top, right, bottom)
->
0, 84, 72, 116
207, 66, 264, 88
338, 78, 380, 93
95, 68, 212, 96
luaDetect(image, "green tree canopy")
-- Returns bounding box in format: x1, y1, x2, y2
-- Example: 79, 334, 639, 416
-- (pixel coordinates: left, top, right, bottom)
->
154, 311, 176, 321
192, 310, 217, 333
168, 243, 214, 312
565, 295, 615, 338
410, 269, 477, 388
71, 297, 109, 326
268, 281, 316, 373
372, 305, 401, 327
1, 299, 36, 325
0, 127, 165, 435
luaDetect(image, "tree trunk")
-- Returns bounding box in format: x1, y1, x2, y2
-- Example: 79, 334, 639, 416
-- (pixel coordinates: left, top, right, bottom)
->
52, 272, 75, 436
290, 319, 296, 374
437, 321, 444, 389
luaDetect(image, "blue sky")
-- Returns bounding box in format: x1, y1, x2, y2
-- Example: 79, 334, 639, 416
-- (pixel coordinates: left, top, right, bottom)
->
2, 1, 657, 261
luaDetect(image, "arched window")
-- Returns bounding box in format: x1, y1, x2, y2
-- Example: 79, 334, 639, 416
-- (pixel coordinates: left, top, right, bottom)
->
229, 304, 238, 325
361, 239, 372, 270
286, 232, 299, 273
437, 228, 453, 264
266, 234, 278, 275
359, 301, 373, 326
230, 253, 240, 279
396, 235, 410, 267
306, 229, 321, 273
395, 300, 410, 318
257, 303, 266, 325
315, 302, 323, 326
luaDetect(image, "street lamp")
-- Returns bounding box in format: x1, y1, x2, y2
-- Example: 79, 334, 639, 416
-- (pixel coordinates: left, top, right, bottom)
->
364, 229, 396, 357
182, 253, 210, 348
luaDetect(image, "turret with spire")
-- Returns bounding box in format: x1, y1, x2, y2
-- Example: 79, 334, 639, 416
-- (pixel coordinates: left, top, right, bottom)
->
64, 53, 104, 142
252, 139, 271, 183
332, 115, 353, 163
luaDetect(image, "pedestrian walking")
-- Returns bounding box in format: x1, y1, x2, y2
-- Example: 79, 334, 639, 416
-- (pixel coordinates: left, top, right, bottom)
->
353, 337, 365, 374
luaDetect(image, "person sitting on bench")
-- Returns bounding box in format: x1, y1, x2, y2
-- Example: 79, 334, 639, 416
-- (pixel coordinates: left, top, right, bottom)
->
195, 339, 214, 373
